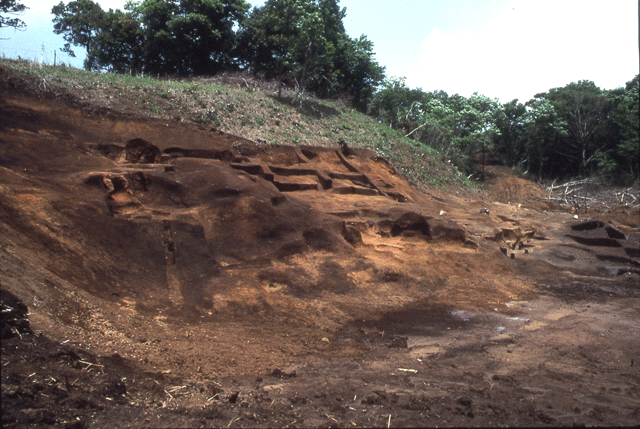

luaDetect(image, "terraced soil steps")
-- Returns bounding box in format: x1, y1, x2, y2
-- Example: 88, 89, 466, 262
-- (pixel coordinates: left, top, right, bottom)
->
230, 153, 394, 198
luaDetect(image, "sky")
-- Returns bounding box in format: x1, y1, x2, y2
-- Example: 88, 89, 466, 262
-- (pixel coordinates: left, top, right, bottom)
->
1, 0, 638, 103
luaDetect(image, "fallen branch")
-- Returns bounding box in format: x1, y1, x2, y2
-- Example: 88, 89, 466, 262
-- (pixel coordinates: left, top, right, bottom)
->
168, 385, 187, 393
405, 121, 428, 138
79, 360, 104, 368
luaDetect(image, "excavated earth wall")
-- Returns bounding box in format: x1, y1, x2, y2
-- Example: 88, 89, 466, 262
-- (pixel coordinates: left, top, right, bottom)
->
1, 87, 639, 427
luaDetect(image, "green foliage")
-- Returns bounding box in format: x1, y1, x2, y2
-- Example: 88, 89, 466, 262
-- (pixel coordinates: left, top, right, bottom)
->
52, 0, 106, 58
237, 0, 333, 87
89, 8, 143, 72
367, 77, 424, 128
329, 35, 385, 111
541, 80, 610, 175
518, 78, 637, 183
367, 74, 639, 184
237, 0, 384, 110
53, 0, 144, 72
0, 0, 27, 29
598, 75, 640, 184
368, 82, 503, 175
521, 98, 568, 179
52, 0, 250, 74
493, 99, 526, 166
129, 0, 250, 75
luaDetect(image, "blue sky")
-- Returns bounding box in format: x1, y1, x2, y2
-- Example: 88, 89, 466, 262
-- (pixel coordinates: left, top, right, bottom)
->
1, 0, 637, 103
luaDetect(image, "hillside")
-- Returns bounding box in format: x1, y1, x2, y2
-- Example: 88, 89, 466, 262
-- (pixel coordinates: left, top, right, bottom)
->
1, 60, 639, 428
0, 59, 470, 193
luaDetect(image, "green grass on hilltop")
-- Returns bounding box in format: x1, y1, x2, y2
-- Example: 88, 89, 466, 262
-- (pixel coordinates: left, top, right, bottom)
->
0, 58, 473, 193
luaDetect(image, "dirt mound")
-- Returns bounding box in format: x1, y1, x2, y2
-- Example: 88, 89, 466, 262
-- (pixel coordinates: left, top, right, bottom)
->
1, 90, 639, 427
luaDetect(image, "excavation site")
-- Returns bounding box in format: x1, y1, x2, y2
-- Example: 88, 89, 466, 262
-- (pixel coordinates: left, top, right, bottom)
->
1, 73, 639, 428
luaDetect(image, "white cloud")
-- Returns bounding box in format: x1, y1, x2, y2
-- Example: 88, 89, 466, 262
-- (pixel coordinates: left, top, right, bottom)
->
406, 0, 639, 102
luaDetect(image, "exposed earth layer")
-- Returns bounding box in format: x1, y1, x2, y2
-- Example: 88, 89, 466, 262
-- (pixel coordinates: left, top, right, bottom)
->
1, 84, 639, 427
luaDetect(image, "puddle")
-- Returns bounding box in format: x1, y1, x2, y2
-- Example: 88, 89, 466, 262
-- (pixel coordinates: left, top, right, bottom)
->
486, 312, 531, 333
355, 303, 471, 336
539, 279, 640, 303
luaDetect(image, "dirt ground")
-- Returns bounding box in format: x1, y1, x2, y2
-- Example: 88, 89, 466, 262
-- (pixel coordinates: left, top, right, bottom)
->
1, 87, 639, 428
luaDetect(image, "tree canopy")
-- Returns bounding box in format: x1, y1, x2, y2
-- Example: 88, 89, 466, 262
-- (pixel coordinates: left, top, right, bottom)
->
367, 75, 639, 184
0, 0, 27, 30
130, 0, 250, 75
237, 0, 384, 109
53, 0, 250, 74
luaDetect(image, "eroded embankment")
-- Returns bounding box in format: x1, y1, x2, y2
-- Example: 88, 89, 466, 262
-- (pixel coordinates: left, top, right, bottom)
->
1, 90, 639, 428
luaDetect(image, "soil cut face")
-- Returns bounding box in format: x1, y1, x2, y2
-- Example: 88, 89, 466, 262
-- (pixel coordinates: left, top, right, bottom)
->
1, 88, 639, 428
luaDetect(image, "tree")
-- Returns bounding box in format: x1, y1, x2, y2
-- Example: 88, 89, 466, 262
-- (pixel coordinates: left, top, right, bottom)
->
522, 98, 568, 179
238, 0, 384, 108
52, 0, 249, 74
53, 0, 143, 72
53, 0, 109, 59
367, 77, 424, 128
443, 93, 502, 179
334, 35, 385, 111
494, 100, 527, 167
366, 73, 635, 182
238, 0, 331, 101
597, 75, 640, 183
404, 97, 457, 165
368, 85, 505, 175
289, 1, 330, 103
0, 0, 27, 30
128, 0, 250, 75
86, 8, 143, 73
541, 81, 610, 176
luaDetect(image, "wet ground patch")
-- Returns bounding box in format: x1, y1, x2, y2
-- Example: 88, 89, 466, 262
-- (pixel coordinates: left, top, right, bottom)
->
538, 277, 640, 303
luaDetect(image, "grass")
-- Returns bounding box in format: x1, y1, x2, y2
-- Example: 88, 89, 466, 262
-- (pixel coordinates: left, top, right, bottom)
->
0, 58, 474, 193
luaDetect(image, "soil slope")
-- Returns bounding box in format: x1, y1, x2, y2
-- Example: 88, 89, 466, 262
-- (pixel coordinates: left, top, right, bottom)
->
1, 86, 639, 428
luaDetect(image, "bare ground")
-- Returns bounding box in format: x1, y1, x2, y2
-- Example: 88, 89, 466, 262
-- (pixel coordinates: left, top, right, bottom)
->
1, 85, 639, 428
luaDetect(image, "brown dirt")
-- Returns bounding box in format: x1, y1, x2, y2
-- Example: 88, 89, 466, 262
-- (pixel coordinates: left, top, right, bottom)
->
1, 87, 639, 428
